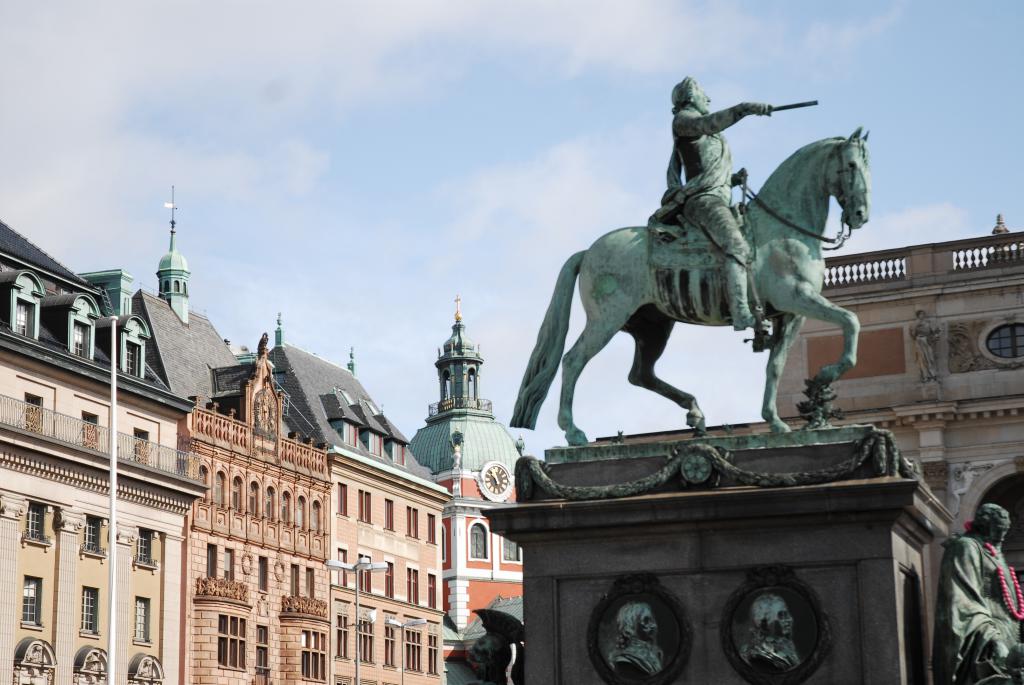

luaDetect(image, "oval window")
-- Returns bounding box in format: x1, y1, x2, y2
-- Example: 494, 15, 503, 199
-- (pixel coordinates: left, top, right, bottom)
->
986, 324, 1024, 359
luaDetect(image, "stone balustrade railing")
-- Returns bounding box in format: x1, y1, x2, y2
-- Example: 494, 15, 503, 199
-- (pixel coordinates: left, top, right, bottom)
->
281, 595, 328, 617
195, 576, 250, 603
192, 406, 327, 475
823, 231, 1023, 290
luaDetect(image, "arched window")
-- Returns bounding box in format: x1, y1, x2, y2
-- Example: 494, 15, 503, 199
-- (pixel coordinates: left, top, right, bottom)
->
297, 496, 306, 529
443, 371, 451, 399
199, 465, 210, 501
470, 523, 488, 560
173, 281, 180, 293
214, 472, 226, 507
311, 501, 321, 532
468, 368, 477, 399
162, 280, 169, 293
441, 532, 447, 562
248, 481, 260, 515
183, 282, 188, 295
265, 487, 276, 521
231, 477, 243, 511
281, 491, 292, 524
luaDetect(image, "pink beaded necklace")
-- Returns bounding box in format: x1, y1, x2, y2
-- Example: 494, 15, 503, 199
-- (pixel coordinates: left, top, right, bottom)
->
984, 541, 1024, 621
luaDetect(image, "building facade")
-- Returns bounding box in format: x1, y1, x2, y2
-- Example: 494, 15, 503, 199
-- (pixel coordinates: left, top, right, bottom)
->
0, 219, 205, 684
269, 325, 448, 685
409, 307, 524, 673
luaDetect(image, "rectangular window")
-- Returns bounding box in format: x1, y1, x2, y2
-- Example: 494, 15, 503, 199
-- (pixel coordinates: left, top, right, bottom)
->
301, 630, 327, 681
81, 587, 98, 633
384, 499, 394, 531
385, 562, 395, 598
428, 573, 437, 609
136, 528, 155, 566
306, 567, 316, 599
22, 577, 41, 625
81, 412, 100, 449
72, 321, 89, 357
407, 568, 419, 605
135, 597, 150, 642
338, 483, 348, 516
25, 501, 46, 541
336, 609, 350, 659
358, 490, 371, 523
358, 617, 374, 663
258, 556, 268, 592
217, 614, 247, 669
290, 564, 300, 596
384, 621, 396, 667
133, 428, 150, 463
125, 341, 141, 377
223, 548, 234, 581
428, 633, 439, 675
427, 513, 437, 544
15, 300, 32, 336
407, 506, 419, 538
503, 537, 522, 562
23, 393, 42, 433
256, 624, 269, 674
406, 629, 423, 672
84, 515, 103, 554
206, 543, 217, 577
336, 549, 348, 587
360, 562, 372, 593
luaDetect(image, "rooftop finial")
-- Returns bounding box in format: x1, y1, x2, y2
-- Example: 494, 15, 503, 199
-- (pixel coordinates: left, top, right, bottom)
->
164, 185, 177, 234
455, 294, 462, 322
347, 347, 356, 376
993, 213, 1009, 235
275, 312, 284, 347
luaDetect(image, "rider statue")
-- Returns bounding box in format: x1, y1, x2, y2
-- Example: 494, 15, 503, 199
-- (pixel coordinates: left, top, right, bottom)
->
650, 76, 773, 331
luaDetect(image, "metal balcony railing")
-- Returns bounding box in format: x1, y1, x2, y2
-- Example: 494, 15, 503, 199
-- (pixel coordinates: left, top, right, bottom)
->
0, 393, 200, 481
428, 396, 493, 416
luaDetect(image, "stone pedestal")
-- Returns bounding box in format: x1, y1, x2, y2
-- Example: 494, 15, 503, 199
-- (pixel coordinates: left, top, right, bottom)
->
488, 432, 951, 685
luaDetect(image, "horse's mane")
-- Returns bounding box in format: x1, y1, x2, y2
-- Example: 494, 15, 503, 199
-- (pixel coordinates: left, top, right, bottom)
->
758, 137, 842, 198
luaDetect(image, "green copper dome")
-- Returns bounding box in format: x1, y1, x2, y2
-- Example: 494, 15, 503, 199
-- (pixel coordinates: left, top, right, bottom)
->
410, 414, 522, 474
158, 230, 189, 273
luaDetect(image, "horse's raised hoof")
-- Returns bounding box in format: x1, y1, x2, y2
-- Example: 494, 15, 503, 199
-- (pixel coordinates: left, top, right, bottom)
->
565, 428, 589, 446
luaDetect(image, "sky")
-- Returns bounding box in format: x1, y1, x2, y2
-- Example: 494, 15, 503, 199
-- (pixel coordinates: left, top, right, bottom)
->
1, 1, 1022, 455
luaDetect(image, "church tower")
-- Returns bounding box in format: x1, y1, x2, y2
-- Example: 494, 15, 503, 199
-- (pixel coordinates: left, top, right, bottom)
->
410, 298, 524, 632
156, 189, 190, 323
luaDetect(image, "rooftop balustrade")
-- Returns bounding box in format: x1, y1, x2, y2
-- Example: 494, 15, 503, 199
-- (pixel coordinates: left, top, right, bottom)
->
823, 231, 1023, 290
0, 393, 201, 481
428, 396, 493, 416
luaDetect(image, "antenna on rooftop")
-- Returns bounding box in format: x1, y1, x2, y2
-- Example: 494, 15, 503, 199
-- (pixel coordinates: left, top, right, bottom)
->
163, 185, 177, 232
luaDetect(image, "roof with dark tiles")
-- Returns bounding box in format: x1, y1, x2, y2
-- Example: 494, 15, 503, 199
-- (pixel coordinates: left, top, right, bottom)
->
0, 218, 94, 289
268, 343, 431, 478
133, 290, 238, 399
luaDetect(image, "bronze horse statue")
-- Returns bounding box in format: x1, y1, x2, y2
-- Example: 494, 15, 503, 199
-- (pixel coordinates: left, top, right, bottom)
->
511, 129, 871, 445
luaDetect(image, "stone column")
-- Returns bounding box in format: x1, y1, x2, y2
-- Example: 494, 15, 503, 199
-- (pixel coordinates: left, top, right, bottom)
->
0, 495, 27, 671
55, 510, 86, 684
117, 525, 139, 680
161, 532, 184, 683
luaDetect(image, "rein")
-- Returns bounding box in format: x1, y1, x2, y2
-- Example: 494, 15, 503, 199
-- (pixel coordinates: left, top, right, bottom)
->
742, 186, 851, 251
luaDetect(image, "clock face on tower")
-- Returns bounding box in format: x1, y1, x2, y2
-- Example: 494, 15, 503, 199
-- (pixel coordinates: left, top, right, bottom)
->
478, 461, 513, 502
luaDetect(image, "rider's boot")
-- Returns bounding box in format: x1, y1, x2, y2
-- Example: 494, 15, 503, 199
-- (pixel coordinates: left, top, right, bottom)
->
725, 260, 756, 331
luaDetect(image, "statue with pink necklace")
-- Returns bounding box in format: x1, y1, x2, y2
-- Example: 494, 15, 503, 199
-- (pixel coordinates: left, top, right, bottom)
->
934, 503, 1024, 684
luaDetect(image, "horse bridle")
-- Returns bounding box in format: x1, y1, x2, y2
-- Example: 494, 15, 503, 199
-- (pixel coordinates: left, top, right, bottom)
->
742, 141, 865, 251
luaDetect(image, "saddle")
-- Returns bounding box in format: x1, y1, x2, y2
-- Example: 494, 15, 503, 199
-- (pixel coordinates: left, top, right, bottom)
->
647, 205, 750, 272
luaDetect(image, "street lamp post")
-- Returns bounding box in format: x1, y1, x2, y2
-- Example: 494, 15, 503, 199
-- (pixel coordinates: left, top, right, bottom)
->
326, 557, 388, 685
386, 617, 427, 685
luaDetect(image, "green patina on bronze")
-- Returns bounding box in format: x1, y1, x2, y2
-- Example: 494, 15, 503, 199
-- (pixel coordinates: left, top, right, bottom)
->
510, 76, 870, 446
515, 427, 914, 503
933, 503, 1024, 685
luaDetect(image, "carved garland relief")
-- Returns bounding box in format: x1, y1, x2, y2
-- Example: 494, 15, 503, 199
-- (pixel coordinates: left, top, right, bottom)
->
948, 319, 1024, 373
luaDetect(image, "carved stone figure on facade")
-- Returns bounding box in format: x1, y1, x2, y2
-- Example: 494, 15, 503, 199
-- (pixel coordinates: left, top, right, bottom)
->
739, 592, 800, 672
911, 310, 941, 382
608, 601, 664, 676
933, 503, 1024, 684
650, 76, 773, 331
468, 608, 525, 685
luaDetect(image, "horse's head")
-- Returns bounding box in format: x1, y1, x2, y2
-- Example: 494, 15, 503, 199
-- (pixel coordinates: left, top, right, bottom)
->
833, 127, 871, 230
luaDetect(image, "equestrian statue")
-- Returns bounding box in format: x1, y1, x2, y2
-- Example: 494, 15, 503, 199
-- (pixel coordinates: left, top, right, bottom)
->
511, 76, 870, 446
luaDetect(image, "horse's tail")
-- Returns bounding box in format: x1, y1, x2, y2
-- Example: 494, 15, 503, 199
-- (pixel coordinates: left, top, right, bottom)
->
511, 250, 585, 430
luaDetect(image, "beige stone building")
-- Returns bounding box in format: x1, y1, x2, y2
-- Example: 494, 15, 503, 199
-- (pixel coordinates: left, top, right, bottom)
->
0, 218, 205, 684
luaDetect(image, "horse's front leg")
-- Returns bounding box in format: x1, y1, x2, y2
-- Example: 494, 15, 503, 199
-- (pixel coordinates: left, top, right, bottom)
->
761, 313, 806, 433
778, 283, 860, 384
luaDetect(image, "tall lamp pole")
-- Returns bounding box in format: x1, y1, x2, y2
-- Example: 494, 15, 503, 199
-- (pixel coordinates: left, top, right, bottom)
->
386, 617, 427, 685
327, 557, 388, 685
107, 317, 119, 683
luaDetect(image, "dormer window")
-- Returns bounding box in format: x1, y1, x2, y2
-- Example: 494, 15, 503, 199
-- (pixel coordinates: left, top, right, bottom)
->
1, 271, 44, 339
125, 341, 141, 376
15, 301, 32, 336
72, 322, 88, 357
116, 316, 150, 379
